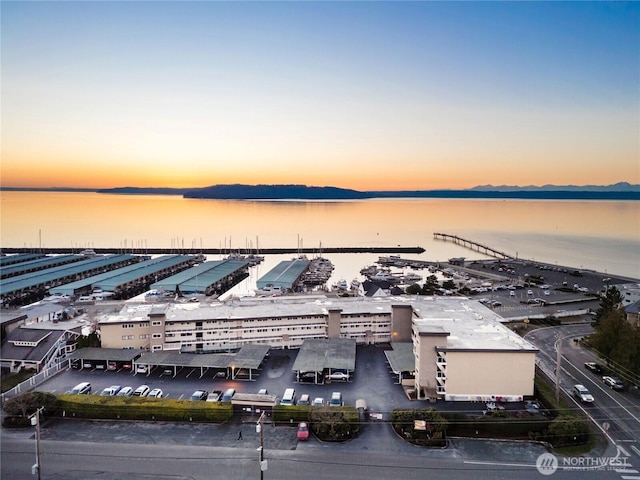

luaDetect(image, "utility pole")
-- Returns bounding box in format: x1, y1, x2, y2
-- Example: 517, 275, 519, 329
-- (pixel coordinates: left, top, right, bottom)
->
555, 333, 562, 404
256, 411, 267, 479
29, 407, 44, 480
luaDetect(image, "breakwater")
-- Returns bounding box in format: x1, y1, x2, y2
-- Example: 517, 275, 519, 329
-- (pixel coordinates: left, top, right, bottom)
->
1, 246, 425, 255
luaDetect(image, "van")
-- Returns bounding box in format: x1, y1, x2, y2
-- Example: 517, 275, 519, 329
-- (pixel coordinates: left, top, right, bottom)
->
329, 391, 343, 406
280, 388, 296, 406
70, 382, 91, 394
221, 388, 236, 402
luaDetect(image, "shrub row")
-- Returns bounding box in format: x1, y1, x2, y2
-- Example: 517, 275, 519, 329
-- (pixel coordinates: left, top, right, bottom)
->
56, 394, 233, 422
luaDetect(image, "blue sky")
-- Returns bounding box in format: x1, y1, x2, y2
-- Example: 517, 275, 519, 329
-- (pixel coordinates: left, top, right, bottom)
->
2, 1, 638, 189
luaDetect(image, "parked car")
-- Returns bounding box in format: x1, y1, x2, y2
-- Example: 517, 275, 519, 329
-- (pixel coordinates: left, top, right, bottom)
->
603, 376, 625, 391
573, 384, 594, 403
329, 391, 343, 406
312, 397, 324, 406
297, 422, 309, 441
326, 372, 350, 381
100, 385, 122, 396
584, 362, 603, 374
206, 390, 223, 402
133, 385, 150, 397
257, 388, 268, 395
117, 386, 134, 396
147, 388, 164, 398
190, 390, 208, 401
70, 382, 91, 394
297, 394, 311, 406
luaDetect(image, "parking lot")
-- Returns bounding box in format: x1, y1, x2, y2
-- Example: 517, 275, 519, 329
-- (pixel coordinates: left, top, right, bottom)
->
40, 345, 424, 415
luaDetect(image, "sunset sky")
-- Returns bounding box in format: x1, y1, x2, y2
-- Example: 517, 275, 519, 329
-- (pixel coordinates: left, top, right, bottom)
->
2, 2, 638, 191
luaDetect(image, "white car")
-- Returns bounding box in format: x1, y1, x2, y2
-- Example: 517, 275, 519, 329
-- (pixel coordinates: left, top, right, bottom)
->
117, 386, 134, 397
147, 388, 164, 398
326, 372, 350, 381
312, 397, 325, 406
573, 384, 594, 403
133, 385, 150, 397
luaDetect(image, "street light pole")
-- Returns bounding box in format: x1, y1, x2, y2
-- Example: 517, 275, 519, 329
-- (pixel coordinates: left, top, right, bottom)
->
555, 333, 563, 404
256, 411, 267, 479
30, 407, 44, 480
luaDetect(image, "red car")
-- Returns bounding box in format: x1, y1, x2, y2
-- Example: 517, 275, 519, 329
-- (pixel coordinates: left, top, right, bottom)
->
297, 422, 309, 441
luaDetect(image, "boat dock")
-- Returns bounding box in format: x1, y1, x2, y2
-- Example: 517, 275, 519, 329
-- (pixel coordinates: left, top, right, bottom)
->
432, 233, 515, 260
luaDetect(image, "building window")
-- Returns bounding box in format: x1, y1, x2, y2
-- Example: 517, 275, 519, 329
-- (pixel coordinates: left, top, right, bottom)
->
121, 335, 134, 340
152, 345, 162, 351
152, 333, 162, 339
152, 320, 162, 326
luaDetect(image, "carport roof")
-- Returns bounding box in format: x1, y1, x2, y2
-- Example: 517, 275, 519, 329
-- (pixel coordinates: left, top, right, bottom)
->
291, 338, 356, 373
136, 344, 269, 370
68, 348, 142, 362
384, 343, 415, 373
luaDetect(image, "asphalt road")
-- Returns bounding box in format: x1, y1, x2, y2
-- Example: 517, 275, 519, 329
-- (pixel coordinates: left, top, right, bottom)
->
525, 324, 640, 463
1, 420, 626, 480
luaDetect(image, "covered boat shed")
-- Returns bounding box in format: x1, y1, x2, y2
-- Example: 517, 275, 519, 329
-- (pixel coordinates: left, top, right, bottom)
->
256, 257, 310, 292
150, 259, 249, 296
0, 255, 138, 303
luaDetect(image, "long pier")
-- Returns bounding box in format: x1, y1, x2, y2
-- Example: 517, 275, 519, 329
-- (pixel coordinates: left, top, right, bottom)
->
0, 246, 425, 256
432, 233, 514, 260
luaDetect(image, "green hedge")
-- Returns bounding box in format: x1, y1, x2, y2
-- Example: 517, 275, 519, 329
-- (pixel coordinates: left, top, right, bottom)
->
57, 395, 233, 422
441, 411, 550, 440
271, 405, 311, 423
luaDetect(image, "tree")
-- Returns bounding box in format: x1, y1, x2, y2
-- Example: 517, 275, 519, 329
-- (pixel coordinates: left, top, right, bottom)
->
421, 275, 440, 295
442, 279, 456, 291
548, 415, 589, 446
76, 331, 101, 349
3, 391, 60, 418
406, 284, 421, 295
594, 287, 623, 326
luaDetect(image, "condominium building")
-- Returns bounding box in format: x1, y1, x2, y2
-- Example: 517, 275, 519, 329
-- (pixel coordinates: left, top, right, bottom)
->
98, 295, 538, 401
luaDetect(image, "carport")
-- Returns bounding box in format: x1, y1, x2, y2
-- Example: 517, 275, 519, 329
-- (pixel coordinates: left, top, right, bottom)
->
134, 344, 269, 380
68, 348, 141, 371
384, 343, 415, 384
292, 338, 356, 384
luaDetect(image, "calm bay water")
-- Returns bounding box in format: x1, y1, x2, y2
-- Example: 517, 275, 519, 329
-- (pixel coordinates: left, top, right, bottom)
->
1, 191, 639, 282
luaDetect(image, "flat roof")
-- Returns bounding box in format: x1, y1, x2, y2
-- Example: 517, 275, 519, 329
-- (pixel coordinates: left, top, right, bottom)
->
292, 338, 356, 373
100, 295, 537, 353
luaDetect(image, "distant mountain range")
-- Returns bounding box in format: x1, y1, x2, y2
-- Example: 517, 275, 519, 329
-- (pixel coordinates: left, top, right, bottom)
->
469, 182, 640, 192
2, 183, 639, 200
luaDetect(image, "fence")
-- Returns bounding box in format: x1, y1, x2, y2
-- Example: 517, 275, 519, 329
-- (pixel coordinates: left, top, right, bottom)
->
1, 361, 68, 405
